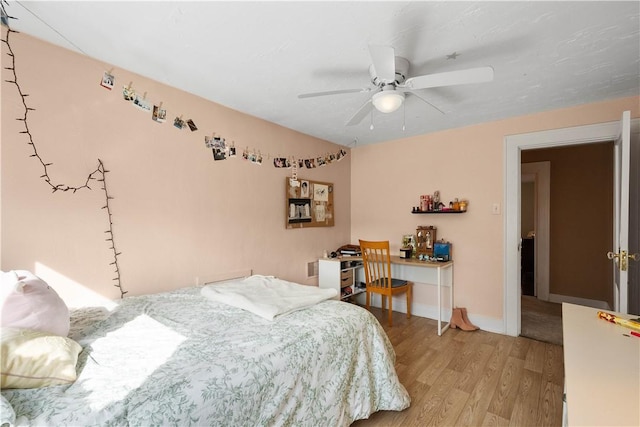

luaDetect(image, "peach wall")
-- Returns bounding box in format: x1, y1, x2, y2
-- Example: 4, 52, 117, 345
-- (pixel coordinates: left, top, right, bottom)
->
351, 96, 639, 330
1, 31, 351, 307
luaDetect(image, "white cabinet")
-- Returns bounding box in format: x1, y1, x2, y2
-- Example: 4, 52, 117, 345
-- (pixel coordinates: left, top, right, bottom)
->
562, 303, 639, 426
318, 258, 365, 301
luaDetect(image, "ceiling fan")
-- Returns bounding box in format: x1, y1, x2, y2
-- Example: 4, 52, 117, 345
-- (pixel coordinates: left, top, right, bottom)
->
298, 45, 494, 126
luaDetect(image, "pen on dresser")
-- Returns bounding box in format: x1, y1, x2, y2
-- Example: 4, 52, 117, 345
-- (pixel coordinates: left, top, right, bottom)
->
630, 331, 640, 338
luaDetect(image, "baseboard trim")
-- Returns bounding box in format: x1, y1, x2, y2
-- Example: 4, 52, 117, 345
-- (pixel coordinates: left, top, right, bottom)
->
353, 293, 505, 334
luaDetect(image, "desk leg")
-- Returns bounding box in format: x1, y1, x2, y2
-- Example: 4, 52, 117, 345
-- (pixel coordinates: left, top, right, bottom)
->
438, 264, 453, 336
437, 266, 442, 336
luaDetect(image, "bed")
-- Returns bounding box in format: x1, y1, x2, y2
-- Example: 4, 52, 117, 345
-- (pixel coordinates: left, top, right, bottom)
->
1, 274, 410, 426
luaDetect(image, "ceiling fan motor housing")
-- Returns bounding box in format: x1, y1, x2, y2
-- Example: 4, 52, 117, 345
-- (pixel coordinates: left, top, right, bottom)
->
370, 56, 409, 87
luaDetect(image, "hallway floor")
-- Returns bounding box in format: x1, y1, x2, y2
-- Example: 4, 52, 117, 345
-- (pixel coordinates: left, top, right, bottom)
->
520, 296, 563, 346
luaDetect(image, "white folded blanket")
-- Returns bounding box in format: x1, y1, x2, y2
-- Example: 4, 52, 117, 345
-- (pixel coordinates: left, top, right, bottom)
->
201, 275, 338, 320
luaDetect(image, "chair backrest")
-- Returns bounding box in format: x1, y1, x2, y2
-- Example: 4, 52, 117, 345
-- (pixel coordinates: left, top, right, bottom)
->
359, 240, 393, 292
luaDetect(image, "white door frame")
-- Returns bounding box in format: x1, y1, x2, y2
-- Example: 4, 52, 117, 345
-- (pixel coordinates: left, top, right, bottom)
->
504, 118, 639, 336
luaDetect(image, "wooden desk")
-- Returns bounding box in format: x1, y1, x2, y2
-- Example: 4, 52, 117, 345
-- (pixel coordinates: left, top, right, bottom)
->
562, 303, 640, 426
319, 256, 454, 335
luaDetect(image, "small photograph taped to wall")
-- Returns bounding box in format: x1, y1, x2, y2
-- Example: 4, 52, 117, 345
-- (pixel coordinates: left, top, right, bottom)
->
204, 135, 214, 148
247, 151, 263, 165
133, 95, 152, 112
315, 203, 326, 222
301, 180, 310, 198
187, 119, 198, 132
122, 86, 135, 101
152, 104, 167, 123
100, 71, 114, 90
288, 199, 312, 223
174, 116, 186, 129
314, 184, 329, 202
212, 148, 226, 161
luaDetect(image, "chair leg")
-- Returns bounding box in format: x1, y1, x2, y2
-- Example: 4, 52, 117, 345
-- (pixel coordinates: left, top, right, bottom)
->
406, 286, 412, 319
366, 290, 370, 311
388, 295, 393, 326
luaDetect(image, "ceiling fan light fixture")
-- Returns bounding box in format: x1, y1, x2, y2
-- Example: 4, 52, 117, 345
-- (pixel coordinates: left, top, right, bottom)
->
372, 89, 404, 113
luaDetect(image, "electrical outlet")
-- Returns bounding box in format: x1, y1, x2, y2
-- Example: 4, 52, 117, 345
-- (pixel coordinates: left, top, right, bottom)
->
492, 203, 501, 215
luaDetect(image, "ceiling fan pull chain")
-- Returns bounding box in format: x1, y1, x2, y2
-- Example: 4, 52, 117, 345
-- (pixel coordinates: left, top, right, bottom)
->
370, 108, 374, 130
402, 102, 406, 131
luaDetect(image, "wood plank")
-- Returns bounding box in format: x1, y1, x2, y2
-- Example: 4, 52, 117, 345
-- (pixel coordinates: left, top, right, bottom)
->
509, 336, 531, 360
410, 368, 461, 426
536, 381, 563, 427
508, 368, 542, 426
426, 388, 469, 427
417, 340, 465, 386
541, 343, 564, 386
454, 343, 493, 394
487, 356, 525, 419
481, 412, 510, 427
523, 339, 546, 373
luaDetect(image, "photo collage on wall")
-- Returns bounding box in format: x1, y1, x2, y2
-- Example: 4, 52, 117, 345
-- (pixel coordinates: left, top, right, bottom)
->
273, 149, 348, 170
286, 177, 334, 228
101, 70, 349, 168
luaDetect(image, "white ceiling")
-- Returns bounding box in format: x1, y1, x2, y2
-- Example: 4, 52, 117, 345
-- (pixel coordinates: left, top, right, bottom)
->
4, 1, 640, 147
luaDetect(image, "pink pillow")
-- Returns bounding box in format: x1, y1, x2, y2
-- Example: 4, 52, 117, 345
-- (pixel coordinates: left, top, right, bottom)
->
1, 270, 70, 337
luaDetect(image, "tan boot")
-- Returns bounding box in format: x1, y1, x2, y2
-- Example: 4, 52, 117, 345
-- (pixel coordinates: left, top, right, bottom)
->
460, 307, 479, 330
450, 308, 477, 331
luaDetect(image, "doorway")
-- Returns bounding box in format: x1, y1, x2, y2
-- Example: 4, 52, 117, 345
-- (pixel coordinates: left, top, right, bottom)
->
504, 117, 640, 337
519, 147, 613, 345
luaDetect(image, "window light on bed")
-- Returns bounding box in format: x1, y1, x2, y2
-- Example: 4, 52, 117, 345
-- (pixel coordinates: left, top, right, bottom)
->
80, 314, 186, 411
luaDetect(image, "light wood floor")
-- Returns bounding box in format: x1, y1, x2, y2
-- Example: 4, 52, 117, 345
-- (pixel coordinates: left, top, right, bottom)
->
353, 308, 564, 427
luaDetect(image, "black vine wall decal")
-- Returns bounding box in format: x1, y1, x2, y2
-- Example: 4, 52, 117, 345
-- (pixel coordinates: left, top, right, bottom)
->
2, 17, 127, 297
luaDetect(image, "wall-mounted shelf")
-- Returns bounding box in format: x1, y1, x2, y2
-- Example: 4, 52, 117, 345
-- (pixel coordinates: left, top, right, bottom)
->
411, 210, 466, 214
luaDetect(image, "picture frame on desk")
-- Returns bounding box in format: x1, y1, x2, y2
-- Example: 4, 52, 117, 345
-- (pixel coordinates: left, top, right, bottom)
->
402, 234, 416, 256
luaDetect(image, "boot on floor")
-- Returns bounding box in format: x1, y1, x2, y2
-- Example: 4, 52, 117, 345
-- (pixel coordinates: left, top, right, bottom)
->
450, 307, 478, 331
460, 307, 479, 330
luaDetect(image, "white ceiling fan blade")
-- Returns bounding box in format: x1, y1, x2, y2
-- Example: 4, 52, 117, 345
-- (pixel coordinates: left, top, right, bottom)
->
404, 66, 494, 90
406, 91, 445, 115
345, 99, 373, 126
298, 88, 370, 99
368, 44, 396, 83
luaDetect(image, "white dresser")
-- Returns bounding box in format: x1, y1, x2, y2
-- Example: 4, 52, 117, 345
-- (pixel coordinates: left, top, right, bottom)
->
562, 303, 640, 426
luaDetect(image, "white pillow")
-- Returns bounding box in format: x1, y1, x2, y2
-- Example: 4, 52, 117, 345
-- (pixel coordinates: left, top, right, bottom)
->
1, 327, 82, 389
1, 270, 70, 337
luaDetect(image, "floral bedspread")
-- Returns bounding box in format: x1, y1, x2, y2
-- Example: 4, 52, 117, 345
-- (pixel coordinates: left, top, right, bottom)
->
2, 285, 410, 426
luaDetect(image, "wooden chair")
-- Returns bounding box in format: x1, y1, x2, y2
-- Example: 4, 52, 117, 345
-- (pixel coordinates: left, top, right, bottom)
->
359, 239, 412, 326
